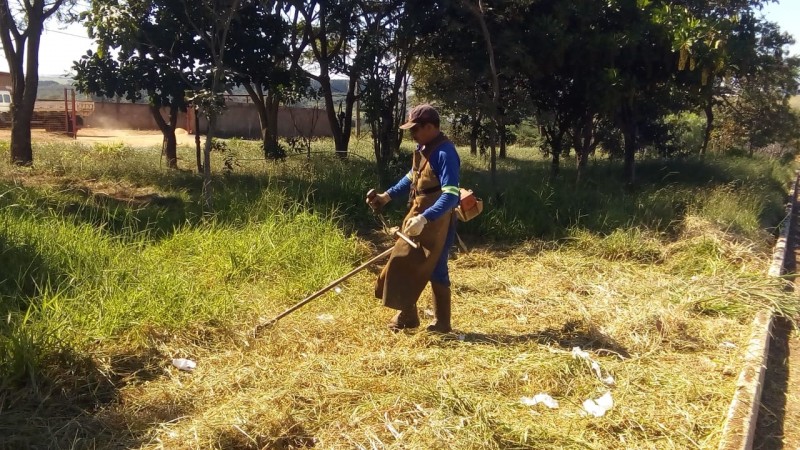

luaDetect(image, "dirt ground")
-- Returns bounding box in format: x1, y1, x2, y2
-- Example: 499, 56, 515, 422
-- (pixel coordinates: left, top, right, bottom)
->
753, 185, 800, 450
754, 318, 800, 450
0, 127, 199, 147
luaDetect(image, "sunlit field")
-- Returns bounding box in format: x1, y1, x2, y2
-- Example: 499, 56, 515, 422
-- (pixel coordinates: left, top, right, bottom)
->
1, 136, 797, 449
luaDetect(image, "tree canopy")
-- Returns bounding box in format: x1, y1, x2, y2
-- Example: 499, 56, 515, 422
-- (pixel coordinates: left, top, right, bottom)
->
55, 0, 800, 187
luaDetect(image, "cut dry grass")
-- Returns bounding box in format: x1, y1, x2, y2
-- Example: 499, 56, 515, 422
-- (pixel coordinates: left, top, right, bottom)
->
48, 235, 773, 450
0, 135, 797, 449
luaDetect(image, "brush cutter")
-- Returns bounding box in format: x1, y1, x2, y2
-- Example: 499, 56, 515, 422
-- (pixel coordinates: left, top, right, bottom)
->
254, 190, 418, 332
366, 188, 419, 248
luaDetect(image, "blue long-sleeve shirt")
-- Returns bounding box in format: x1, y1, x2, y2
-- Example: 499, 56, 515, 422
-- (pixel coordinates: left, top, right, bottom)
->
386, 139, 460, 222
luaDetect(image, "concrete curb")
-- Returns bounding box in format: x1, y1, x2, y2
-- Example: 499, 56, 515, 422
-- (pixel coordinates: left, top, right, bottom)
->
717, 311, 774, 450
717, 170, 799, 450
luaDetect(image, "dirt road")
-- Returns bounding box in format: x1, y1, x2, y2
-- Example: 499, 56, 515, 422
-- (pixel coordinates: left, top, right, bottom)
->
0, 127, 198, 147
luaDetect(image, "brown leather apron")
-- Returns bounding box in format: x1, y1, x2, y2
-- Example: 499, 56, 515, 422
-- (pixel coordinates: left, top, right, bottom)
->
375, 134, 454, 310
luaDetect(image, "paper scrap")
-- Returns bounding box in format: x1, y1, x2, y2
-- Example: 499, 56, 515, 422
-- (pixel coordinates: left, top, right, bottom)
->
521, 393, 559, 409
572, 346, 615, 386
583, 392, 614, 417
171, 358, 196, 372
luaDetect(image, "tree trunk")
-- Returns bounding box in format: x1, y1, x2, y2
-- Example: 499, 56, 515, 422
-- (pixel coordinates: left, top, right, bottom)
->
195, 108, 202, 173
546, 126, 565, 178
618, 102, 637, 185
264, 93, 280, 158
551, 146, 560, 178
374, 106, 396, 186
257, 92, 285, 159
621, 120, 636, 186
319, 72, 352, 158
573, 112, 593, 185
499, 120, 506, 158
202, 112, 216, 213
150, 104, 178, 169
470, 114, 480, 156
244, 82, 281, 159
10, 106, 33, 165
467, 0, 498, 189
342, 74, 357, 147
4, 8, 45, 166
701, 99, 713, 156
544, 124, 567, 178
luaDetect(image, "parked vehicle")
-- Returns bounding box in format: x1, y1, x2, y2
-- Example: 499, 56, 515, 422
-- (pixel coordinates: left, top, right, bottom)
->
0, 90, 10, 115
0, 89, 94, 132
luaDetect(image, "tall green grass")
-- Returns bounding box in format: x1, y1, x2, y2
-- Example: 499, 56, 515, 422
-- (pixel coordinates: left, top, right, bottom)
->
0, 177, 363, 386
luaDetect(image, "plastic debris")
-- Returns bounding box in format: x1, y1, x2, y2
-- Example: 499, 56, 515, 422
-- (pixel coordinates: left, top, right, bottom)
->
334, 287, 342, 294
572, 346, 615, 386
719, 341, 737, 349
521, 393, 559, 409
582, 392, 614, 417
172, 358, 196, 372
317, 313, 334, 322
571, 347, 591, 359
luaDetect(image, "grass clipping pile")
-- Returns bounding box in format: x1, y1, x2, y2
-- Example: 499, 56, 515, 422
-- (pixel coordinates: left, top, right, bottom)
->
92, 217, 793, 450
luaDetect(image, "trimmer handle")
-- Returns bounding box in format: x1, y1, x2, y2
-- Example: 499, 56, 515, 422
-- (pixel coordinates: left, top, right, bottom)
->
366, 188, 380, 212
366, 188, 418, 249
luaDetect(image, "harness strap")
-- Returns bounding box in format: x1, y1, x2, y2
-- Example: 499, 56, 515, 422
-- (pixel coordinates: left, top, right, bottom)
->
418, 184, 442, 195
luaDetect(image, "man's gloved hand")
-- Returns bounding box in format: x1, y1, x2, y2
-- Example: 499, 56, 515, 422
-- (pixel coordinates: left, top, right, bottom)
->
366, 191, 391, 211
403, 214, 427, 237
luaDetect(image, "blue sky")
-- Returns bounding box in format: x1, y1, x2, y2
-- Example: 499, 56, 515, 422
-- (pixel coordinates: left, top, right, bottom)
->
0, 2, 798, 76
762, 0, 800, 56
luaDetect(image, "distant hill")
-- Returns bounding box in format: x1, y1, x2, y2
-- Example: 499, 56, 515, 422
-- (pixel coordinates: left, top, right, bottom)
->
36, 75, 84, 100
34, 74, 352, 104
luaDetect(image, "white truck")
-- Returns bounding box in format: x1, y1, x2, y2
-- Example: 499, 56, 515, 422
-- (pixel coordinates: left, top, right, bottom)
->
0, 89, 94, 132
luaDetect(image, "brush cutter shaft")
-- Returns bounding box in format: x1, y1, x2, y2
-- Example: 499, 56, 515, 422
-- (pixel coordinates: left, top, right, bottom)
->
393, 229, 419, 249
264, 247, 394, 326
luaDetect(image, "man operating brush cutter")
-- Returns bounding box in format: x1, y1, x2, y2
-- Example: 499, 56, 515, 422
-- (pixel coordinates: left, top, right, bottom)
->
367, 104, 461, 333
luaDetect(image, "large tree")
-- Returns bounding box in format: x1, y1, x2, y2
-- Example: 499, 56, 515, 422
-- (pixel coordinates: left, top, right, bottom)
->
412, 57, 489, 156
227, 0, 305, 160
664, 0, 779, 155
714, 17, 800, 154
74, 0, 198, 170
358, 0, 444, 181
0, 0, 77, 165
287, 0, 360, 157
173, 0, 244, 212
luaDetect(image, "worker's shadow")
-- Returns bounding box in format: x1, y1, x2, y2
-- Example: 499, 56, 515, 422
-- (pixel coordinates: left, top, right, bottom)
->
437, 319, 630, 358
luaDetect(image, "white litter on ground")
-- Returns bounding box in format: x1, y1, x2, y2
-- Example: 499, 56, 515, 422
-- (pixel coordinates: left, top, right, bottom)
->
582, 392, 614, 417
571, 346, 615, 386
317, 314, 334, 322
172, 358, 196, 372
520, 393, 559, 409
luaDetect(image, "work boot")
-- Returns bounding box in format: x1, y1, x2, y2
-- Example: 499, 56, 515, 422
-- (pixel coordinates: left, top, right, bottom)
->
387, 306, 420, 332
427, 282, 452, 333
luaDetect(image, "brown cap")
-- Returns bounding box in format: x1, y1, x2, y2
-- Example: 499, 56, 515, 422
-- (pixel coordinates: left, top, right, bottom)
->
399, 104, 440, 129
